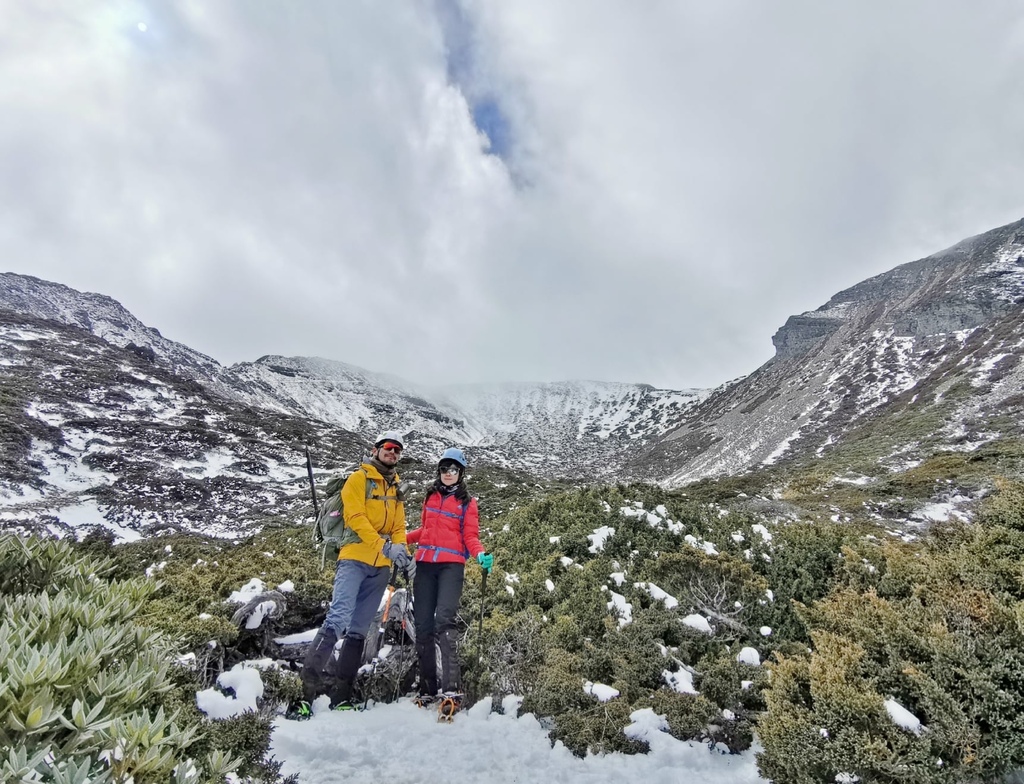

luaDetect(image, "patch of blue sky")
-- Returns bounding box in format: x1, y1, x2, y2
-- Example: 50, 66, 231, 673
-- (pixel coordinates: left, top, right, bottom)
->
435, 0, 513, 163
471, 97, 512, 159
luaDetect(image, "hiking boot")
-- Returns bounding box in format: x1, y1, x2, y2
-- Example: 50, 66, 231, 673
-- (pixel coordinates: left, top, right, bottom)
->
284, 700, 313, 721
301, 627, 339, 703
332, 700, 362, 712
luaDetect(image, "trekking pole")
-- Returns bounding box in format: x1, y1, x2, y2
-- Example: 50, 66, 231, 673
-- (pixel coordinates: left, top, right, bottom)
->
477, 568, 488, 663
304, 446, 319, 518
394, 589, 408, 703
363, 570, 399, 711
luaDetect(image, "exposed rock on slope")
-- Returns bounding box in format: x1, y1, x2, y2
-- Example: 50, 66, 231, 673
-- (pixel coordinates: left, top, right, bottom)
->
647, 218, 1024, 485
0, 273, 706, 478
0, 308, 363, 539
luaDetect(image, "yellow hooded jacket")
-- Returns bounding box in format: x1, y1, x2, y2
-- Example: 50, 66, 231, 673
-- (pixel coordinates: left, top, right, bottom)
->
338, 462, 407, 567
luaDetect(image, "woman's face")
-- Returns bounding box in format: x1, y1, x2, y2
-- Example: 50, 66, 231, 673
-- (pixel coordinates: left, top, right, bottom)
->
439, 462, 461, 487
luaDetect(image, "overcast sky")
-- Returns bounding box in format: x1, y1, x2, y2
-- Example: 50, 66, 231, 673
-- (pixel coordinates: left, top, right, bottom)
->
3, 1, 1024, 390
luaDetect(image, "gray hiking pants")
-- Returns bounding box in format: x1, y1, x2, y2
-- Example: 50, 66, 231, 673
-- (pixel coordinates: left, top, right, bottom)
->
301, 560, 389, 703
323, 559, 391, 641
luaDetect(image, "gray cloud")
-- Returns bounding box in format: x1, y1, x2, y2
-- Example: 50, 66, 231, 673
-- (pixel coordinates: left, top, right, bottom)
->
3, 1, 1024, 389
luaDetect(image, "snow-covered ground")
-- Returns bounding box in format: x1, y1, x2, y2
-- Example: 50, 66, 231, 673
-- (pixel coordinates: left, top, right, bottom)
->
268, 696, 766, 783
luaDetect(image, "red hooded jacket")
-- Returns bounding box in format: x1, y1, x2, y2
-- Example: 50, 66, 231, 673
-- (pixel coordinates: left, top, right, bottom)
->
407, 490, 484, 565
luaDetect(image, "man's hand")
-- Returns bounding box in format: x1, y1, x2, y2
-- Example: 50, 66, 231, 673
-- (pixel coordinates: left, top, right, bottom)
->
383, 541, 410, 569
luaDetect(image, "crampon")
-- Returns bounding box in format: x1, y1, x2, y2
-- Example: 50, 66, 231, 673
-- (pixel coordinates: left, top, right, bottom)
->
436, 693, 462, 723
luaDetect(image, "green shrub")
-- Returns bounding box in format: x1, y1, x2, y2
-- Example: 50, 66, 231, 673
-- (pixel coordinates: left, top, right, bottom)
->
759, 530, 1024, 783
0, 534, 243, 783
981, 478, 1024, 531
548, 699, 650, 757
649, 690, 720, 742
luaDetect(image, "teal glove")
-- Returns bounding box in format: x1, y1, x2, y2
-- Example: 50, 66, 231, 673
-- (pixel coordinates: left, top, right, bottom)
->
476, 552, 493, 572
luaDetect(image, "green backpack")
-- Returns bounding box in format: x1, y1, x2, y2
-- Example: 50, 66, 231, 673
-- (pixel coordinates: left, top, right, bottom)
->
313, 469, 375, 569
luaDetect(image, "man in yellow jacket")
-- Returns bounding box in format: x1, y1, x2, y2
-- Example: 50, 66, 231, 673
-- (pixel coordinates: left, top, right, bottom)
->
300, 431, 411, 710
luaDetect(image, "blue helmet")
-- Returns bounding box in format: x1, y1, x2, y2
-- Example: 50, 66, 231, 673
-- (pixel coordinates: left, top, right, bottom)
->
438, 447, 467, 468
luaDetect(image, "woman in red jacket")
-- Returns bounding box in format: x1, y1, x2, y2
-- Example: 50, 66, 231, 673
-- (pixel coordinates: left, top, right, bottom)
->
406, 447, 492, 709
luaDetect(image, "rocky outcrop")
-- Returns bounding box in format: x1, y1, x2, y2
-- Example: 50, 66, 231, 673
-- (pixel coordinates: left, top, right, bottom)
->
771, 219, 1024, 361
771, 314, 844, 359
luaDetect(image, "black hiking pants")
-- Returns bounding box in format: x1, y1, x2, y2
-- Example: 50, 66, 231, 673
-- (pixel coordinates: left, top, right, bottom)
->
413, 561, 465, 695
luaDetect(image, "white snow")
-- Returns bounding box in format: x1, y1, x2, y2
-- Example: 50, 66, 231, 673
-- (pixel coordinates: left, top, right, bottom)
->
227, 578, 267, 603
244, 600, 280, 630
682, 615, 713, 634
736, 647, 761, 667
751, 525, 772, 543
663, 666, 698, 695
588, 525, 616, 553
584, 681, 620, 702
607, 591, 633, 626
268, 695, 764, 782
684, 534, 719, 556
196, 662, 266, 719
56, 500, 142, 543
884, 698, 925, 736
635, 581, 679, 609
913, 501, 970, 523
274, 629, 318, 645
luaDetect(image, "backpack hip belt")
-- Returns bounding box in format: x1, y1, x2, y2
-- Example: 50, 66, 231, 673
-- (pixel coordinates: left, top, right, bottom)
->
417, 544, 469, 562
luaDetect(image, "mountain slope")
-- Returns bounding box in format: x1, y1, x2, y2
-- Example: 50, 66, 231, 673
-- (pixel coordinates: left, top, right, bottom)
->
0, 273, 236, 392
0, 307, 365, 539
223, 354, 484, 446
0, 273, 707, 478
435, 381, 704, 475
225, 353, 705, 476
645, 218, 1024, 485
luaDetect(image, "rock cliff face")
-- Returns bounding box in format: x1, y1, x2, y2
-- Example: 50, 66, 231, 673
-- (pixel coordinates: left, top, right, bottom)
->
771, 314, 844, 359
645, 217, 1024, 485
772, 222, 1024, 355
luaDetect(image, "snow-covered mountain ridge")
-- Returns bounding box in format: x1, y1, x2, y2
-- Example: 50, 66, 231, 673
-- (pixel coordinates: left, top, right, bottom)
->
223, 354, 706, 475
0, 272, 706, 479
0, 273, 239, 397
0, 306, 371, 539
644, 217, 1024, 485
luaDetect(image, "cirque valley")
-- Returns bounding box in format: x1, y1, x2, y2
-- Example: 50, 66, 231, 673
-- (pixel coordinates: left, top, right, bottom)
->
2, 217, 1023, 540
